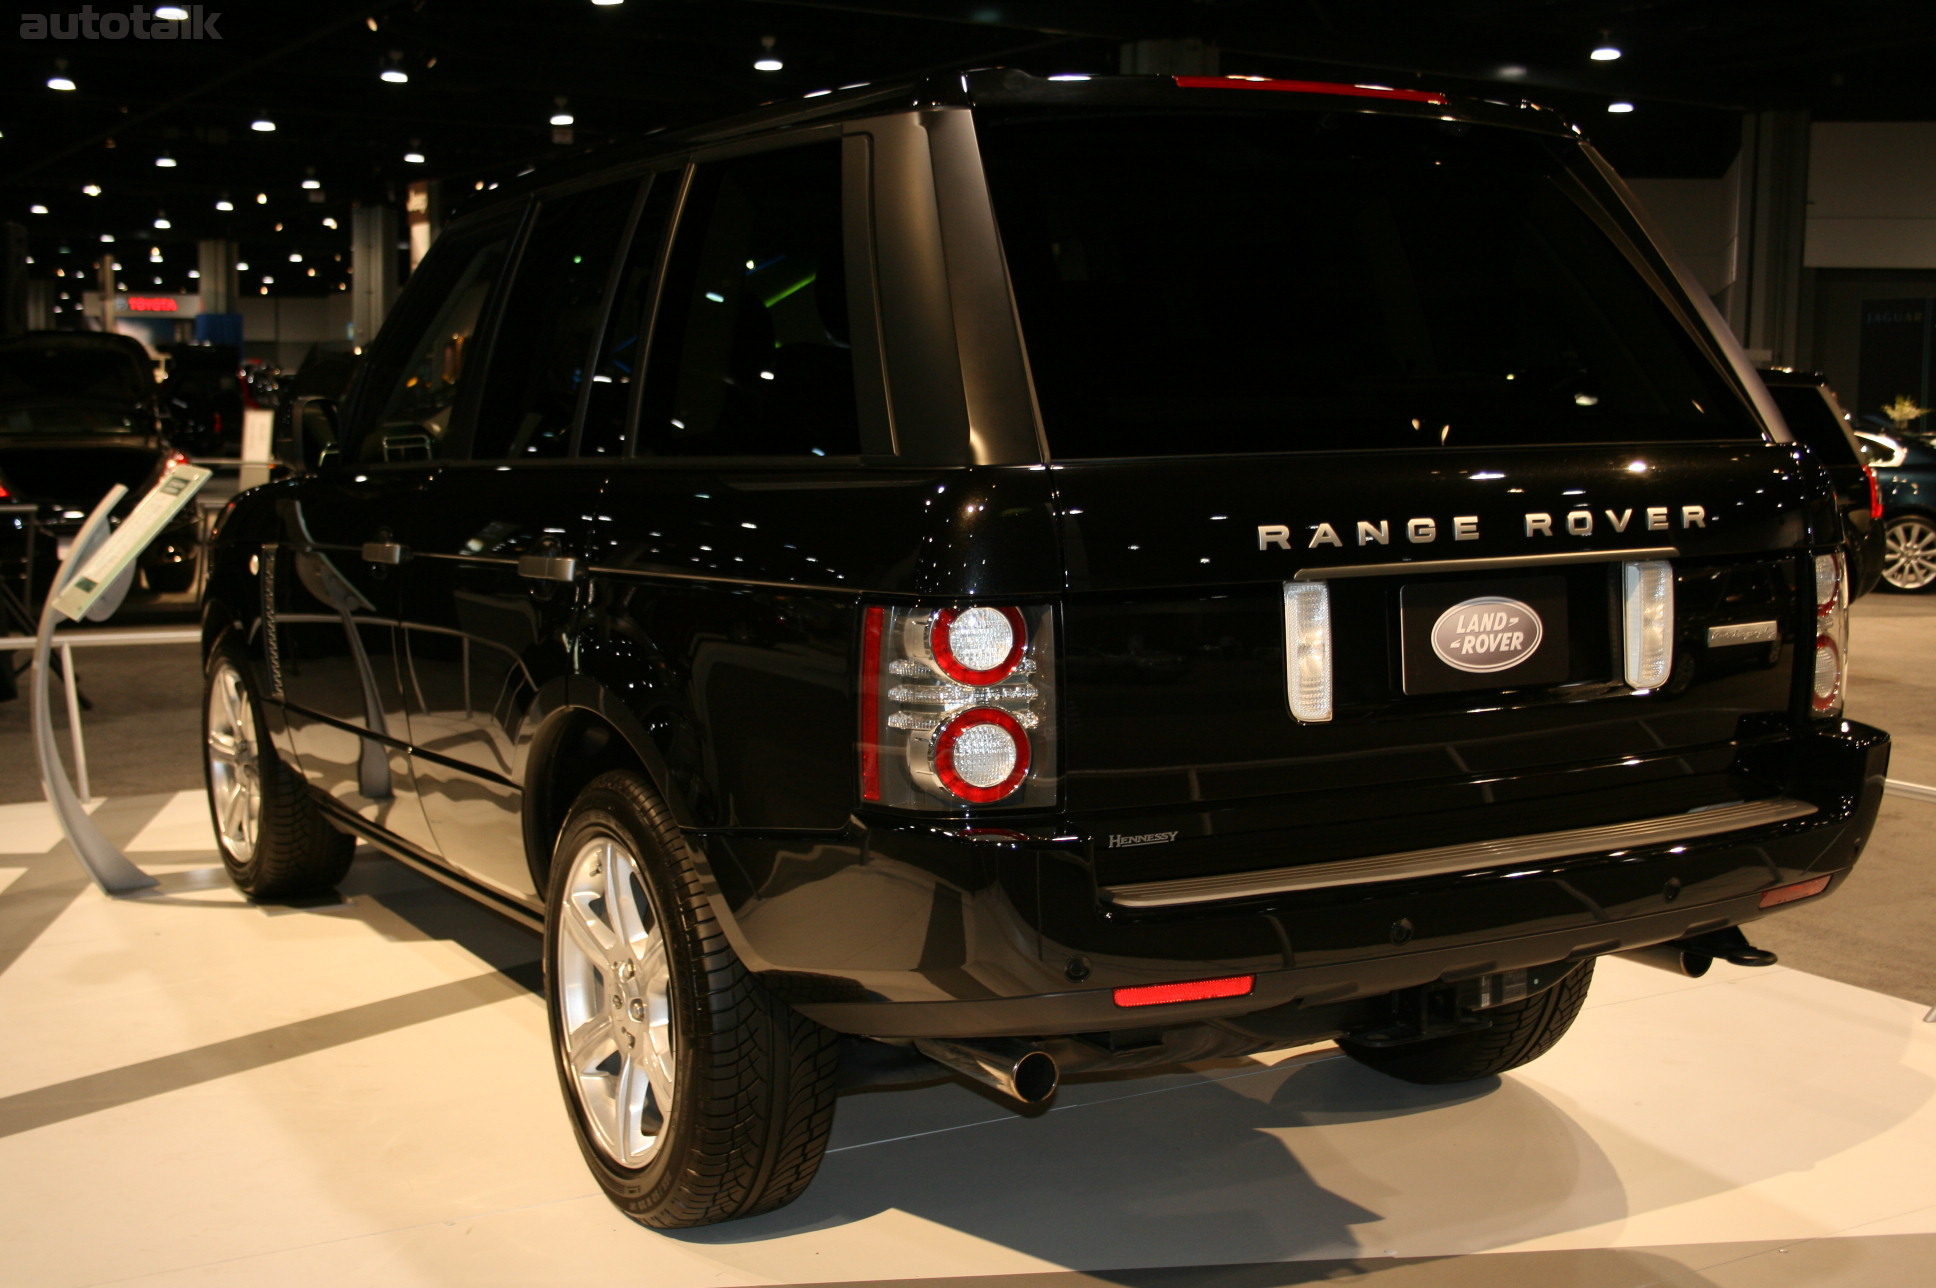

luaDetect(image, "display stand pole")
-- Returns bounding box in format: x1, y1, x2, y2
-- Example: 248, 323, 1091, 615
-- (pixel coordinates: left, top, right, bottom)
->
32, 463, 212, 896
31, 485, 156, 895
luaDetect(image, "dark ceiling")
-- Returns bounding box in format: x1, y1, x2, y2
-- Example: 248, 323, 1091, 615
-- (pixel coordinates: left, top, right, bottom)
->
6, 0, 1935, 301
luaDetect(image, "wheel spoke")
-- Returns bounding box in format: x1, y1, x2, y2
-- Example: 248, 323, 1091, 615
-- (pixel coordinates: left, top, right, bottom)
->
221, 784, 249, 840
633, 928, 668, 984
564, 891, 616, 961
565, 1012, 617, 1074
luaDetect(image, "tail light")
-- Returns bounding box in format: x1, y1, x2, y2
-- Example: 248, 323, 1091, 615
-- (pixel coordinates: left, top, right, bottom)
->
1621, 560, 1675, 691
1863, 463, 1883, 520
1812, 552, 1848, 717
1282, 582, 1333, 723
860, 604, 1056, 810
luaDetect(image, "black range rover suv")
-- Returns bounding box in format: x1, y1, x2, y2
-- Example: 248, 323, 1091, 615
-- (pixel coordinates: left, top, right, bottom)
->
201, 70, 1890, 1227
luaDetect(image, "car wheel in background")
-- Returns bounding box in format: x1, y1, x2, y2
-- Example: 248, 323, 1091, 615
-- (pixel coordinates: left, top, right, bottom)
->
1880, 514, 1936, 592
203, 644, 353, 899
1338, 959, 1595, 1084
545, 770, 841, 1228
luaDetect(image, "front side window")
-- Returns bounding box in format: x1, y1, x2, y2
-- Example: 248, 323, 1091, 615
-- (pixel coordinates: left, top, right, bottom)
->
470, 181, 639, 460
638, 141, 859, 458
349, 224, 513, 463
979, 111, 1762, 458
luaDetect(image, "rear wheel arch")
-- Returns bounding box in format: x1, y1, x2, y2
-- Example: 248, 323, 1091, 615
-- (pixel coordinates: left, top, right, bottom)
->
523, 703, 681, 895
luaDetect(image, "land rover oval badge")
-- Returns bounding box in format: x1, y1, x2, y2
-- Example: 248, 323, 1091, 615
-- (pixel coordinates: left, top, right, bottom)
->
1430, 596, 1544, 673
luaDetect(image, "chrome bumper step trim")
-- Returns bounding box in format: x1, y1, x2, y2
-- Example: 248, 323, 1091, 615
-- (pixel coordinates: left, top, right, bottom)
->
1100, 797, 1820, 909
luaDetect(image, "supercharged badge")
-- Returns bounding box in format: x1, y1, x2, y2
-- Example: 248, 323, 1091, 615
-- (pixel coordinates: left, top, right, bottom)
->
1431, 596, 1543, 673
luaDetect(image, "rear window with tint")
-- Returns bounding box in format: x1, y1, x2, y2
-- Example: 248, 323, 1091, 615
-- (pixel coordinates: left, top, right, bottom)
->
979, 111, 1762, 458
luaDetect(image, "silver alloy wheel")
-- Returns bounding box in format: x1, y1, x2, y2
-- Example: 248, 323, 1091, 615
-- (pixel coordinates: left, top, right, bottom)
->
205, 659, 262, 864
555, 833, 676, 1169
1884, 516, 1936, 591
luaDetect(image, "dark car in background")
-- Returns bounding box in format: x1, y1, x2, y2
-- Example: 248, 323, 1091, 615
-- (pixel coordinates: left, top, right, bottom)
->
201, 70, 1888, 1228
1758, 369, 1884, 597
159, 342, 245, 458
1855, 426, 1936, 591
0, 330, 202, 600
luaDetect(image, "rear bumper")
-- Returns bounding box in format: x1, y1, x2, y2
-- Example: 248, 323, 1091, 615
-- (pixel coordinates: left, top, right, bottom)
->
695, 721, 1889, 1039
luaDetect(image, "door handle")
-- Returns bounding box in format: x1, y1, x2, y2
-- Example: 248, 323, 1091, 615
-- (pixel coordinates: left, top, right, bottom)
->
517, 554, 580, 583
361, 540, 408, 565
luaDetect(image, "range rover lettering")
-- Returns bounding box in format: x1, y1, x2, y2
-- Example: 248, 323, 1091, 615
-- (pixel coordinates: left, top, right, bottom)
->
199, 71, 1890, 1228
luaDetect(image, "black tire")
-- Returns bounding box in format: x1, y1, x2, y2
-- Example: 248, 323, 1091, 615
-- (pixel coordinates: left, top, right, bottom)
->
203, 643, 353, 900
544, 770, 841, 1228
1879, 513, 1936, 592
1339, 959, 1595, 1084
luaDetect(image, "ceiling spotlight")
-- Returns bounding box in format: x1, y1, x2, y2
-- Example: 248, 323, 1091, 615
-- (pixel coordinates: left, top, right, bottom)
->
591, 0, 623, 6
82, 183, 102, 196
215, 194, 234, 211
301, 173, 321, 189
154, 213, 171, 229
156, 5, 189, 19
30, 204, 49, 215
404, 150, 426, 164
289, 252, 304, 262
48, 59, 76, 92
251, 115, 276, 132
155, 152, 177, 167
550, 110, 575, 126
755, 35, 782, 72
322, 216, 338, 229
1607, 100, 1635, 113
100, 233, 114, 242
256, 192, 268, 204
188, 269, 200, 278
380, 51, 409, 83
237, 261, 250, 270
1590, 45, 1622, 61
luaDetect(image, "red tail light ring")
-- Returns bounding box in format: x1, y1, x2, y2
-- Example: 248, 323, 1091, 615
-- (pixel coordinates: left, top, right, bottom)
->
930, 605, 1026, 686
933, 705, 1030, 803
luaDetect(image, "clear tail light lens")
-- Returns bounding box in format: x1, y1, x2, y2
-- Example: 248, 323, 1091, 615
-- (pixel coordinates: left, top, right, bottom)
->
1622, 560, 1675, 691
1282, 581, 1333, 723
1812, 551, 1848, 717
860, 603, 1056, 810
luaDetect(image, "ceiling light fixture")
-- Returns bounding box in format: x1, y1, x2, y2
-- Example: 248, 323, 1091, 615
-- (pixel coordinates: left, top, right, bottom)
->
82, 183, 101, 196
1590, 45, 1622, 61
404, 150, 426, 164
380, 51, 409, 83
1608, 100, 1635, 113
48, 59, 75, 91
30, 204, 49, 215
251, 115, 275, 132
215, 193, 233, 211
155, 152, 176, 168
551, 96, 575, 145
256, 192, 268, 204
153, 212, 171, 229
156, 5, 188, 19
755, 35, 782, 72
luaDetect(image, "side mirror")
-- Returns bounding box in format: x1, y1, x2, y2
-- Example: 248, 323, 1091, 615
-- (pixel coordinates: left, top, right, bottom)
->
276, 396, 342, 472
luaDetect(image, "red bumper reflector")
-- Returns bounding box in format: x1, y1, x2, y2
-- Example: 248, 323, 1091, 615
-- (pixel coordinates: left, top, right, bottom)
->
1113, 975, 1255, 1008
1173, 75, 1448, 106
1759, 874, 1833, 908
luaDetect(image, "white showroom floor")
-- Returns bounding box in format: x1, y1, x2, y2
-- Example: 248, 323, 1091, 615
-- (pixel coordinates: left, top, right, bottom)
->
4, 790, 1936, 1288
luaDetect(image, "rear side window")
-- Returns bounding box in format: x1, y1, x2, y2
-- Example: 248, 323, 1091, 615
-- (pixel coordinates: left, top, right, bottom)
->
980, 112, 1761, 458
638, 141, 859, 458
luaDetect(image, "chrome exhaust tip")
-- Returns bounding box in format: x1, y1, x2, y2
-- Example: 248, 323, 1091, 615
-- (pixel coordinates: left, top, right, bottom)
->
913, 1037, 1059, 1104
